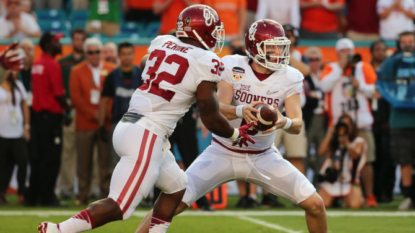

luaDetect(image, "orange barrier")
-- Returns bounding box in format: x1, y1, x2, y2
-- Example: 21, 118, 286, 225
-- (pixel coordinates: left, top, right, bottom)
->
190, 183, 228, 209
0, 44, 373, 65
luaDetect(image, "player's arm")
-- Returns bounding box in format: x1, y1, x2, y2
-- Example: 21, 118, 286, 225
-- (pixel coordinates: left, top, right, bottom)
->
197, 81, 255, 146
263, 93, 303, 135
140, 54, 149, 71
217, 80, 262, 122
282, 93, 303, 134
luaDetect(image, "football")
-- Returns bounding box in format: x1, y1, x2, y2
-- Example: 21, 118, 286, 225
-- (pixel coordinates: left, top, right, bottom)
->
252, 104, 277, 131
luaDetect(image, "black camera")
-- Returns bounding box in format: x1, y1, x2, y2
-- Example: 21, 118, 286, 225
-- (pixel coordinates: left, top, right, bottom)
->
317, 167, 339, 184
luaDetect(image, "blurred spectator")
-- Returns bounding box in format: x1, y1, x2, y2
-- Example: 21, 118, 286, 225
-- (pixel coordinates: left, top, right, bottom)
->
256, 0, 300, 30
369, 40, 394, 203
0, 0, 6, 16
20, 0, 36, 21
303, 46, 326, 185
32, 0, 62, 9
72, 0, 88, 10
0, 51, 28, 205
18, 39, 35, 97
370, 40, 388, 72
57, 28, 87, 200
378, 31, 415, 209
283, 24, 310, 76
205, 0, 247, 39
346, 0, 379, 41
103, 42, 119, 65
70, 38, 116, 205
377, 0, 415, 40
245, 0, 257, 31
99, 42, 142, 167
299, 0, 344, 39
0, 0, 41, 39
320, 38, 378, 207
122, 0, 159, 24
26, 31, 70, 207
154, 0, 199, 35
317, 114, 366, 209
86, 0, 121, 38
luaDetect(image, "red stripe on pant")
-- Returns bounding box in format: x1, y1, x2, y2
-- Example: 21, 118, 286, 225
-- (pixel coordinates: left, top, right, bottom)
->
116, 129, 150, 207
122, 133, 158, 213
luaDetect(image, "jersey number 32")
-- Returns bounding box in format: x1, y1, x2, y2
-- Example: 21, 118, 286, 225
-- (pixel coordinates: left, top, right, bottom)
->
139, 49, 189, 102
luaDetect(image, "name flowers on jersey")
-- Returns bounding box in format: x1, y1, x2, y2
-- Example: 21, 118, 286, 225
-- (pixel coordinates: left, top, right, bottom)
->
232, 67, 245, 81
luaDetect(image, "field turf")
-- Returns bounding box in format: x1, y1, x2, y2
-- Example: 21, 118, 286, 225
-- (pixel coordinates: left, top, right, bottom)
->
1, 195, 414, 233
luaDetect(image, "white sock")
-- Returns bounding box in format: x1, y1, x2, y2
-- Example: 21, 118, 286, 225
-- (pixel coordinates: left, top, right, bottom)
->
59, 210, 95, 233
249, 194, 257, 200
149, 214, 171, 233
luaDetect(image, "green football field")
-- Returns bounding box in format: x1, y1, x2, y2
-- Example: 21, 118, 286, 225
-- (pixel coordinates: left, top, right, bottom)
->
1, 195, 415, 233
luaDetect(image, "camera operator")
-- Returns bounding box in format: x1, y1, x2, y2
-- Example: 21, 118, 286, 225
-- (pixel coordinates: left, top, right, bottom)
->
317, 114, 366, 209
320, 38, 378, 207
378, 31, 415, 210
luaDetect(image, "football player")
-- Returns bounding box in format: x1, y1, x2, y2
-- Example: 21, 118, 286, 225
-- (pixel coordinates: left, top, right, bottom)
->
136, 20, 327, 233
38, 5, 254, 233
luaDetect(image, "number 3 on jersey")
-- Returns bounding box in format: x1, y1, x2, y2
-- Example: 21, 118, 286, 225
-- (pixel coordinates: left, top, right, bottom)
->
139, 49, 189, 102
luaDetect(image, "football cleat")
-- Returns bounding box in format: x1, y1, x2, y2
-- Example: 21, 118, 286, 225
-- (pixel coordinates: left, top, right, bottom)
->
38, 222, 61, 233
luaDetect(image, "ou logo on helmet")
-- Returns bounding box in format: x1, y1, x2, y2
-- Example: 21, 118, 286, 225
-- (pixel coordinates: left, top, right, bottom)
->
249, 23, 258, 41
203, 8, 216, 26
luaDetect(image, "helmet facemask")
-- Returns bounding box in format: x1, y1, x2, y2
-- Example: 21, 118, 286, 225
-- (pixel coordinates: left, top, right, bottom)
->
211, 23, 225, 54
250, 37, 291, 71
192, 22, 225, 54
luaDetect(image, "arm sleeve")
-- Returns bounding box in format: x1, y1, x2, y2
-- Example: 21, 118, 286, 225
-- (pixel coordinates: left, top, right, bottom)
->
69, 69, 96, 120
356, 62, 377, 98
286, 80, 304, 99
220, 57, 235, 86
101, 72, 115, 97
319, 64, 342, 93
49, 63, 65, 97
194, 54, 223, 87
255, 0, 267, 20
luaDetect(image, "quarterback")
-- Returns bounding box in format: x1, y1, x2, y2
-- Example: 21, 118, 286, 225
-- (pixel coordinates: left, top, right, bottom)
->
136, 20, 328, 233
38, 5, 254, 233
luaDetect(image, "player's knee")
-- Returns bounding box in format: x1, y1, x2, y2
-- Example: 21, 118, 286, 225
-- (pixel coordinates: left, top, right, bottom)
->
346, 199, 364, 209
304, 194, 326, 216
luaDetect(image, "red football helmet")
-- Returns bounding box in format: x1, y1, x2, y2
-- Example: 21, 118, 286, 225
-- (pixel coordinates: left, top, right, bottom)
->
245, 19, 291, 71
176, 4, 225, 54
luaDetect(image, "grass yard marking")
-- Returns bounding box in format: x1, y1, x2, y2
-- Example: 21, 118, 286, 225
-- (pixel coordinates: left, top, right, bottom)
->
0, 210, 415, 217
237, 216, 302, 233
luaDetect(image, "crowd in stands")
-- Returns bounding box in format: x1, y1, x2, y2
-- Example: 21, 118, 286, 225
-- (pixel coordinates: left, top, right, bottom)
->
0, 0, 415, 212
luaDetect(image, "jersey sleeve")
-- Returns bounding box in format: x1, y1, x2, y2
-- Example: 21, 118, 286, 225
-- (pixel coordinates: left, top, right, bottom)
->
194, 53, 223, 87
220, 56, 236, 86
285, 67, 304, 99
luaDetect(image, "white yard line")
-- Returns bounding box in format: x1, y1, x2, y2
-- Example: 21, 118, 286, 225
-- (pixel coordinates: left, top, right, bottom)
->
237, 216, 302, 233
0, 210, 415, 217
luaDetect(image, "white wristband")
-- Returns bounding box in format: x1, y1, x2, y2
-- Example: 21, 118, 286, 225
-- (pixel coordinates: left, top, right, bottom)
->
228, 128, 239, 141
282, 117, 292, 130
235, 105, 244, 118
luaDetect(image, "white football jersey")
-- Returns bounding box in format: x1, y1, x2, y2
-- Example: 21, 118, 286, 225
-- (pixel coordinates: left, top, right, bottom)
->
128, 35, 223, 136
213, 55, 304, 151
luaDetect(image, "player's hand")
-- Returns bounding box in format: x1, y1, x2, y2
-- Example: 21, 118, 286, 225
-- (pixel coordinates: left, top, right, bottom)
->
98, 126, 108, 142
242, 101, 263, 125
232, 122, 256, 147
262, 104, 286, 134
351, 78, 360, 89
201, 123, 210, 138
